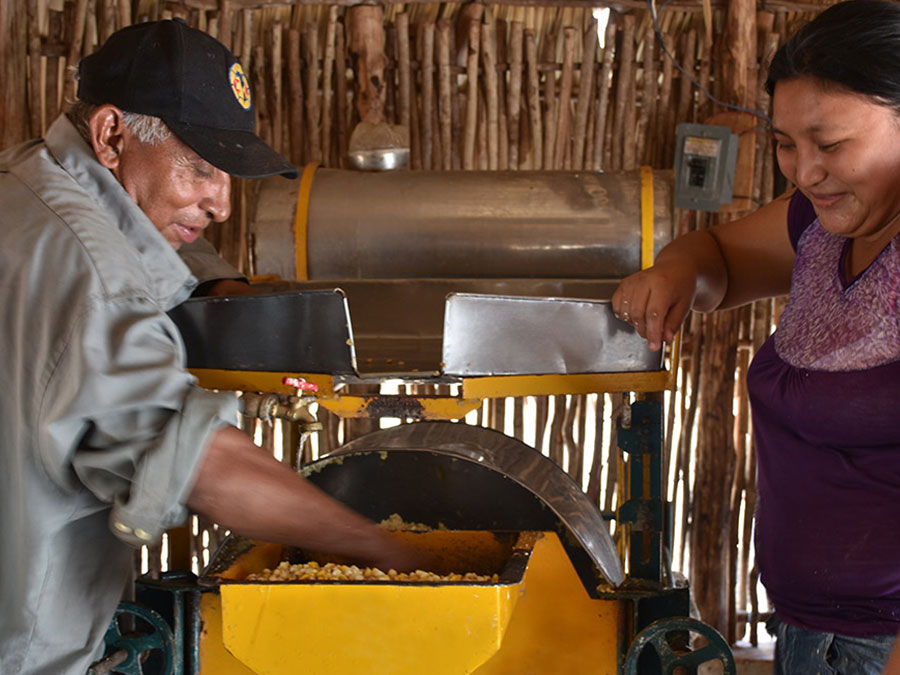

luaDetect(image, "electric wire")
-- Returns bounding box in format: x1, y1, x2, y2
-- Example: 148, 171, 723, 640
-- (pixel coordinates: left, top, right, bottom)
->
645, 0, 772, 125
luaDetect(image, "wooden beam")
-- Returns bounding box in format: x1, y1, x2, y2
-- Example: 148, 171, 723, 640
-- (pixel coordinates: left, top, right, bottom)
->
184, 0, 826, 14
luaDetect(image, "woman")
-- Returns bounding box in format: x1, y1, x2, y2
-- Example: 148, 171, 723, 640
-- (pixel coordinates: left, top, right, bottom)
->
613, 1, 900, 672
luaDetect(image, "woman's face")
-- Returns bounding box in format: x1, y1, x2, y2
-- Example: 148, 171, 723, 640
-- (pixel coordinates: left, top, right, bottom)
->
772, 76, 900, 242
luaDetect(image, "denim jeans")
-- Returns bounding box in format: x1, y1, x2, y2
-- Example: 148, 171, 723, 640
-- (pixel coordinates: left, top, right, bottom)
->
766, 614, 896, 675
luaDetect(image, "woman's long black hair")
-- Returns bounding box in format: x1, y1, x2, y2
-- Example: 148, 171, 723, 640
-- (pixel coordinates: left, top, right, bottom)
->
766, 0, 900, 111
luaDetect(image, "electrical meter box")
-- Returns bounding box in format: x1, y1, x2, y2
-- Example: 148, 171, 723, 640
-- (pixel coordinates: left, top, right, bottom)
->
673, 123, 739, 211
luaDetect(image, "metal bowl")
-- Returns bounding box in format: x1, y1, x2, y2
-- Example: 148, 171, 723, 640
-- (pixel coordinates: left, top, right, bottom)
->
346, 147, 410, 171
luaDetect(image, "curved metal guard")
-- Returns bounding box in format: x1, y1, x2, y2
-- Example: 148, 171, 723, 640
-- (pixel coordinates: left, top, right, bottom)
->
624, 617, 736, 675
330, 421, 624, 586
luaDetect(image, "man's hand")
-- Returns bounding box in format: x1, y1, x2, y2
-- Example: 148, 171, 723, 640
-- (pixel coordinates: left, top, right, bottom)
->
187, 426, 424, 571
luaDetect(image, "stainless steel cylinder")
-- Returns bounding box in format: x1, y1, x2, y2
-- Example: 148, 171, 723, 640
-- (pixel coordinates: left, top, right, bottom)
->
250, 168, 673, 280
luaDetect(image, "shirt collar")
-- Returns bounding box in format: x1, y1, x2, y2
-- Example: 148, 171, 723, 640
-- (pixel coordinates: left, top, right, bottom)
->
44, 116, 197, 309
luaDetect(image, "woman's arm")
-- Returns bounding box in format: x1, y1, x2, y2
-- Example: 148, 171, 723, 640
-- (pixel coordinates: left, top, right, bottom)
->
612, 192, 796, 350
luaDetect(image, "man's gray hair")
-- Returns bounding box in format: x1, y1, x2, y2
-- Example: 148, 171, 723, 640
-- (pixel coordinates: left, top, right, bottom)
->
67, 100, 172, 146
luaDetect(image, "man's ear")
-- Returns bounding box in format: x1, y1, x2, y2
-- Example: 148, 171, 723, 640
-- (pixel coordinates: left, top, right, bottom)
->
88, 104, 127, 169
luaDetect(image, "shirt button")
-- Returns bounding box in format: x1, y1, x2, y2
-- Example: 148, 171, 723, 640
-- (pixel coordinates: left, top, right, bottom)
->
114, 522, 133, 534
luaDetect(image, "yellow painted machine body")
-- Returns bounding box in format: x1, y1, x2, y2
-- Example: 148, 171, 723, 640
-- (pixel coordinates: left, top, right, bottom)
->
195, 531, 621, 674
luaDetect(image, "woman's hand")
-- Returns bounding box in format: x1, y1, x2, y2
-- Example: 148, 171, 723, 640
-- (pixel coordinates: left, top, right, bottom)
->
612, 192, 796, 352
612, 258, 699, 351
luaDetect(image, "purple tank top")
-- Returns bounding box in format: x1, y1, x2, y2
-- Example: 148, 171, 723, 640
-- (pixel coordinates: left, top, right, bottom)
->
747, 191, 900, 636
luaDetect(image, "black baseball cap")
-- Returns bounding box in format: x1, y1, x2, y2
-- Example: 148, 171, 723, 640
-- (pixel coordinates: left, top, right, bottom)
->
77, 19, 299, 179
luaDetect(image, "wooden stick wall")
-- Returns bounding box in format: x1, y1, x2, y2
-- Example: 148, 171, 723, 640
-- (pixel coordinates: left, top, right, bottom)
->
0, 0, 829, 647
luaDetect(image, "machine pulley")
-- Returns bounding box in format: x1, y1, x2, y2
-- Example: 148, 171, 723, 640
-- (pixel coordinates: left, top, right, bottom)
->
623, 616, 736, 675
89, 602, 175, 675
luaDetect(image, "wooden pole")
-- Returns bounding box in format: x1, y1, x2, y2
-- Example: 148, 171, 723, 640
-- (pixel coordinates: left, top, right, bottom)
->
568, 395, 585, 484
675, 29, 697, 125
481, 20, 499, 170
455, 1, 484, 66
305, 20, 322, 162
99, 0, 116, 44
335, 19, 348, 166
45, 8, 64, 127
349, 4, 387, 125
251, 44, 271, 146
287, 28, 305, 165
463, 17, 480, 170
117, 0, 131, 29
26, 0, 42, 138
591, 15, 616, 172
431, 78, 443, 170
270, 22, 285, 155
655, 31, 675, 166
525, 28, 542, 169
422, 21, 436, 169
495, 19, 508, 170
603, 394, 624, 516
61, 0, 88, 104
239, 10, 252, 90
321, 5, 338, 166
587, 394, 606, 504
385, 22, 397, 123
217, 0, 233, 51
637, 25, 656, 165
535, 396, 549, 458
571, 20, 597, 170
477, 78, 488, 169
507, 20, 523, 169
549, 395, 566, 468
721, 0, 757, 112
541, 30, 556, 170
678, 312, 703, 572
553, 26, 575, 170
84, 1, 98, 57
396, 12, 411, 134
437, 18, 453, 170
448, 23, 462, 169
696, 38, 712, 121
614, 13, 635, 170
410, 23, 423, 170
690, 0, 756, 641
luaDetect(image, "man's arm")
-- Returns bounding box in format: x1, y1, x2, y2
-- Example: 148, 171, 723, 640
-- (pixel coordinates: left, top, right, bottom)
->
187, 425, 420, 571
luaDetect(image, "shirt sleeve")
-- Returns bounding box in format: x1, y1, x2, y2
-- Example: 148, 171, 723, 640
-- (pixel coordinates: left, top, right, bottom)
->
178, 237, 246, 286
787, 190, 817, 252
38, 294, 240, 547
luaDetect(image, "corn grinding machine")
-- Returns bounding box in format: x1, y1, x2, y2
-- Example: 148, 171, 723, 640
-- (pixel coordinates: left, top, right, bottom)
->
93, 167, 737, 675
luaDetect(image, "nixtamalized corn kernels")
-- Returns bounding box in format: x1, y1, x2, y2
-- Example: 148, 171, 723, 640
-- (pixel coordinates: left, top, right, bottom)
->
246, 561, 499, 583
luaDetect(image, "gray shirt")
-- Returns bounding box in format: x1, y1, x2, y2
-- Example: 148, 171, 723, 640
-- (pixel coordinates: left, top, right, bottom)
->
179, 236, 247, 288
0, 116, 240, 674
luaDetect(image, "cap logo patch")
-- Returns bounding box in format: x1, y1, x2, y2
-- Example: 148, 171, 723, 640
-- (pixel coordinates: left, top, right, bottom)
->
229, 63, 252, 110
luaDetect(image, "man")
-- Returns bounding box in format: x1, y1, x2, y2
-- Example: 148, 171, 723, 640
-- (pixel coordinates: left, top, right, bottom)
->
0, 19, 415, 674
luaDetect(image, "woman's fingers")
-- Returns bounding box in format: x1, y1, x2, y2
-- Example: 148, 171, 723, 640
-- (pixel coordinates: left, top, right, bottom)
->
613, 268, 694, 351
